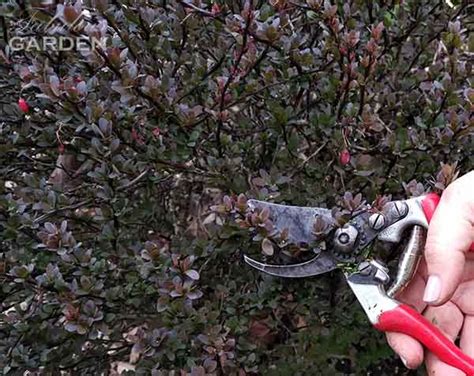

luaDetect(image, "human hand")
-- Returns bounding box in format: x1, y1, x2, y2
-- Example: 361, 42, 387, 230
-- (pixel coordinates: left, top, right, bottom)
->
387, 171, 474, 374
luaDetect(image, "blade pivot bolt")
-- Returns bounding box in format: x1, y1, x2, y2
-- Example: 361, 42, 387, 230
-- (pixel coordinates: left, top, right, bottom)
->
334, 225, 358, 254
369, 213, 386, 230
338, 233, 350, 244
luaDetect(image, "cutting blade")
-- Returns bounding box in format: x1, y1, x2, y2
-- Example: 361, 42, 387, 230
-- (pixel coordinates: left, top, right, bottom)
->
248, 199, 335, 245
244, 253, 338, 278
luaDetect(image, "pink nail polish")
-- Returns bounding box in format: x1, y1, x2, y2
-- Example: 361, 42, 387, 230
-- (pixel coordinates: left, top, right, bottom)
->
423, 275, 441, 303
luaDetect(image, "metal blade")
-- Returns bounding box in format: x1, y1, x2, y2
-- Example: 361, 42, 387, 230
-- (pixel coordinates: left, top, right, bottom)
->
244, 253, 338, 278
248, 200, 334, 245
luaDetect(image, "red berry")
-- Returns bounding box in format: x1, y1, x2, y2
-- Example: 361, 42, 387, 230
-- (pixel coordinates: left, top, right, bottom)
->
18, 98, 29, 113
152, 127, 161, 137
131, 128, 144, 144
211, 3, 221, 15
58, 144, 65, 154
131, 128, 139, 140
339, 149, 351, 165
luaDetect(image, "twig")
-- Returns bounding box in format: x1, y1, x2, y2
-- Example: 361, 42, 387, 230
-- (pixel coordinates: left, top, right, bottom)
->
216, 3, 253, 156
117, 169, 149, 191
289, 141, 329, 178
33, 200, 93, 224
177, 1, 215, 17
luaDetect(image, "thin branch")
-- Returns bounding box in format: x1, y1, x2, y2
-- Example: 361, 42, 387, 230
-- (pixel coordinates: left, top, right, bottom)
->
117, 169, 149, 192
288, 141, 329, 178
32, 200, 93, 224
216, 4, 253, 156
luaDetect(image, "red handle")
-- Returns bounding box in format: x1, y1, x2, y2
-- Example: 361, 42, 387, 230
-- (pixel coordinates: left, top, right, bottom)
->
375, 304, 474, 375
421, 193, 474, 252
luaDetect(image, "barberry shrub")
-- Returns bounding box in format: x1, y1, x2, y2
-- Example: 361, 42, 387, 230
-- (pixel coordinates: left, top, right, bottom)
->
0, 0, 472, 374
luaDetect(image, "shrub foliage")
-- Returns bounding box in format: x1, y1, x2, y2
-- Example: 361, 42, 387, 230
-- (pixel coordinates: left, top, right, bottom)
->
0, 0, 472, 374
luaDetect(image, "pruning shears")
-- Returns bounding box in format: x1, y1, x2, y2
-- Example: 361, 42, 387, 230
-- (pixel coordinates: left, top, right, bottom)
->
243, 193, 474, 375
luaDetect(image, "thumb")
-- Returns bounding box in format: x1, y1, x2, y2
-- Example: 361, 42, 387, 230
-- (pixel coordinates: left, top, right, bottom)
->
423, 173, 474, 306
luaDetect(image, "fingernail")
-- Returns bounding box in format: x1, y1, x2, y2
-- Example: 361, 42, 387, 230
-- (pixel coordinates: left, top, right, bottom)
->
400, 356, 410, 369
423, 274, 441, 303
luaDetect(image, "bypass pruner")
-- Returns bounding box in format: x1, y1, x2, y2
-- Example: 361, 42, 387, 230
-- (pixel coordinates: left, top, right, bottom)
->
243, 193, 474, 375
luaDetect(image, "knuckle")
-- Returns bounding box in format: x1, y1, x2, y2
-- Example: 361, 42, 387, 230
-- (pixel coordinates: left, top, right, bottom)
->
424, 238, 446, 261
442, 172, 474, 221
445, 172, 474, 199
424, 236, 463, 260
442, 180, 464, 200
464, 170, 474, 182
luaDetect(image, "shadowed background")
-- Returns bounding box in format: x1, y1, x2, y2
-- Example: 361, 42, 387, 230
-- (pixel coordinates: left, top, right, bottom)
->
0, 0, 472, 374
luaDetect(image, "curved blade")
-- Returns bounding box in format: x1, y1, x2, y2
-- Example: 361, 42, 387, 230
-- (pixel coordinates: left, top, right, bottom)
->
248, 200, 334, 245
244, 254, 338, 278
